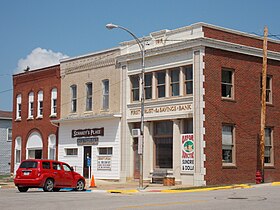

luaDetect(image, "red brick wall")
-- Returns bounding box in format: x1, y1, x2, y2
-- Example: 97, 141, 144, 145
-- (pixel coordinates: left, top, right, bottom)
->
204, 47, 280, 185
203, 26, 280, 52
11, 65, 60, 173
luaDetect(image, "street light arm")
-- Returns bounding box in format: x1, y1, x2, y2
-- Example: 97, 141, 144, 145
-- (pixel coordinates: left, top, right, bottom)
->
106, 23, 144, 51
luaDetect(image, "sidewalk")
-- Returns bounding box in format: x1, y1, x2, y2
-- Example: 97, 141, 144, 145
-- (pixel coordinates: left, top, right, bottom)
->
2, 178, 280, 193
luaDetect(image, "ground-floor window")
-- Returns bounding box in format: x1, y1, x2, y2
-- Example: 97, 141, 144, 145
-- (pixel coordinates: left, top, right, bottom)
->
28, 149, 42, 159
265, 127, 273, 165
65, 148, 78, 156
154, 121, 173, 169
222, 124, 235, 164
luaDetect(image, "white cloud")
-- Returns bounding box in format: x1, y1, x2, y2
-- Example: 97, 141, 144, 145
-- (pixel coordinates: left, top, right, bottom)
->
15, 47, 69, 73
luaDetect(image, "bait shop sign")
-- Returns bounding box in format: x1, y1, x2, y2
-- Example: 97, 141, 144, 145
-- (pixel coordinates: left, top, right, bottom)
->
181, 134, 194, 173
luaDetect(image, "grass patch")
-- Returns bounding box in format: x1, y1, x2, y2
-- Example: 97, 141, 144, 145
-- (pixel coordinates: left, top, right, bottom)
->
0, 175, 13, 182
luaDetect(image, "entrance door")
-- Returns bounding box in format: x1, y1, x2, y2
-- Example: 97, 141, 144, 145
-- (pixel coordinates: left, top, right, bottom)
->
133, 138, 140, 179
83, 146, 92, 178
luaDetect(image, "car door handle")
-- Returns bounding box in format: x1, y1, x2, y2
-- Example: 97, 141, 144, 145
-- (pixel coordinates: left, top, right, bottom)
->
53, 172, 57, 174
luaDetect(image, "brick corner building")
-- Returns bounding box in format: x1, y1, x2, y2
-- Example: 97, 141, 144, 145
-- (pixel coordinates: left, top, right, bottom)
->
11, 65, 60, 173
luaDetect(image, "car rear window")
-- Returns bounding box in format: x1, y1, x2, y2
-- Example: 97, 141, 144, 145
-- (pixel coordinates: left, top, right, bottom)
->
19, 161, 38, 168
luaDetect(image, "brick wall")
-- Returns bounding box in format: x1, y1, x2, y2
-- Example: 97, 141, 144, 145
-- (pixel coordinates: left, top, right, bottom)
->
203, 26, 280, 52
204, 47, 280, 185
11, 65, 60, 173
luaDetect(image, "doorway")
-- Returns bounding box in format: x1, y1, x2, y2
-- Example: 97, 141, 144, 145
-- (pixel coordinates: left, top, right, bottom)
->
133, 138, 140, 179
83, 146, 92, 178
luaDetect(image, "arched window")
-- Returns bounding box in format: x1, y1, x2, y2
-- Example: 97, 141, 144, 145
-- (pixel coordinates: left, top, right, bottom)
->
51, 88, 57, 116
16, 94, 22, 120
37, 90, 43, 118
28, 92, 34, 118
15, 137, 22, 164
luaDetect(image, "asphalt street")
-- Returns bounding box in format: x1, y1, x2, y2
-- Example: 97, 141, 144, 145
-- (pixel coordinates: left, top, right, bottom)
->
1, 184, 280, 210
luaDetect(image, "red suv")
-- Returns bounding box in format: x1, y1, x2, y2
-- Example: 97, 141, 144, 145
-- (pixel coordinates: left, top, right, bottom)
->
14, 159, 85, 192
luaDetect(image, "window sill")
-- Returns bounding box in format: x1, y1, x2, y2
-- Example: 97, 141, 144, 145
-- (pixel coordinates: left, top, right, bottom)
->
49, 114, 57, 118
36, 116, 43, 120
27, 117, 34, 121
266, 103, 274, 107
222, 164, 237, 169
221, 97, 236, 103
15, 118, 21, 122
264, 165, 275, 169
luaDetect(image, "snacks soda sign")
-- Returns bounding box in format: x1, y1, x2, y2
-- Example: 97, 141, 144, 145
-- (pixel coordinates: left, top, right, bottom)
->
181, 134, 194, 172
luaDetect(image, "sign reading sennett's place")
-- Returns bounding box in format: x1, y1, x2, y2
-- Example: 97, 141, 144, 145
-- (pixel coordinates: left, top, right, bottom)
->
72, 128, 104, 146
72, 128, 104, 138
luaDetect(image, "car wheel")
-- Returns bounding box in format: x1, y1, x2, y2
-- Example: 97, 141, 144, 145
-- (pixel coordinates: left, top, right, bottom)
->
76, 180, 85, 191
18, 187, 28, 192
43, 179, 54, 192
53, 188, 61, 192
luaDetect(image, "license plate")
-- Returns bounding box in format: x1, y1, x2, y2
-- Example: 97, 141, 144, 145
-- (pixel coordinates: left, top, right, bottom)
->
23, 172, 30, 176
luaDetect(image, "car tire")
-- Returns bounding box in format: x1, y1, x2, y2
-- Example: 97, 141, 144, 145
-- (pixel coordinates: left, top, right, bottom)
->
43, 179, 54, 192
53, 188, 61, 192
75, 180, 85, 191
18, 187, 28, 192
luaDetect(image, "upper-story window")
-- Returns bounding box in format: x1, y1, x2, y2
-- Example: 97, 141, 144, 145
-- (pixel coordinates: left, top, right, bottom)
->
131, 75, 139, 101
261, 76, 272, 104
51, 88, 57, 116
86, 82, 93, 111
102, 80, 109, 110
156, 71, 166, 98
145, 73, 152, 100
71, 85, 77, 113
37, 91, 43, 118
16, 94, 22, 120
185, 66, 193, 95
170, 68, 180, 96
221, 68, 234, 99
28, 92, 34, 118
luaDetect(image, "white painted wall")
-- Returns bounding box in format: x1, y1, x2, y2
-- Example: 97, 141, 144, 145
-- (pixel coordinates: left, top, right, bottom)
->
58, 118, 121, 179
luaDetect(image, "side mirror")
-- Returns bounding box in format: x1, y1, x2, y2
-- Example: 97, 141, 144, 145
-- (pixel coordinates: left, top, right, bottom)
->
70, 166, 74, 171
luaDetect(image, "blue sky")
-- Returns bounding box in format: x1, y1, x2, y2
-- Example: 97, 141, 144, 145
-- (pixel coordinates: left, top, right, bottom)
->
0, 0, 279, 111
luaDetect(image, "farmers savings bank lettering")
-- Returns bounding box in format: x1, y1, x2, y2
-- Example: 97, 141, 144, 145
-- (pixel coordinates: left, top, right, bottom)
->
130, 104, 192, 116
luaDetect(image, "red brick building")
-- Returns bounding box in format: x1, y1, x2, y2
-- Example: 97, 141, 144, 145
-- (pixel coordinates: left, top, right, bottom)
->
202, 26, 280, 184
117, 22, 280, 186
11, 65, 60, 173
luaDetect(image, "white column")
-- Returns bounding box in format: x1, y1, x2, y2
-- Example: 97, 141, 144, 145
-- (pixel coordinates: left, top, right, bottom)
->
179, 67, 184, 96
173, 119, 181, 182
143, 122, 152, 181
165, 70, 170, 97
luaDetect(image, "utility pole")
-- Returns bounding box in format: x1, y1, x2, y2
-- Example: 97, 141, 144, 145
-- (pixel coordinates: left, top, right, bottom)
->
260, 26, 268, 183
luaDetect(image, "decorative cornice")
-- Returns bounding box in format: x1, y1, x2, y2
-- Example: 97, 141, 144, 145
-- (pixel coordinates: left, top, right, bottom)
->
62, 57, 116, 76
117, 37, 280, 63
53, 112, 122, 123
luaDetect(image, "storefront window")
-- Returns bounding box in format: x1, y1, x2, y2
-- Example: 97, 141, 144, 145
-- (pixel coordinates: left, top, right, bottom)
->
154, 121, 173, 169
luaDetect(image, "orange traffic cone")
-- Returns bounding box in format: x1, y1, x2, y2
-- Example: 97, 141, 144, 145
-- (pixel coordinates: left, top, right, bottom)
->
90, 175, 96, 188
